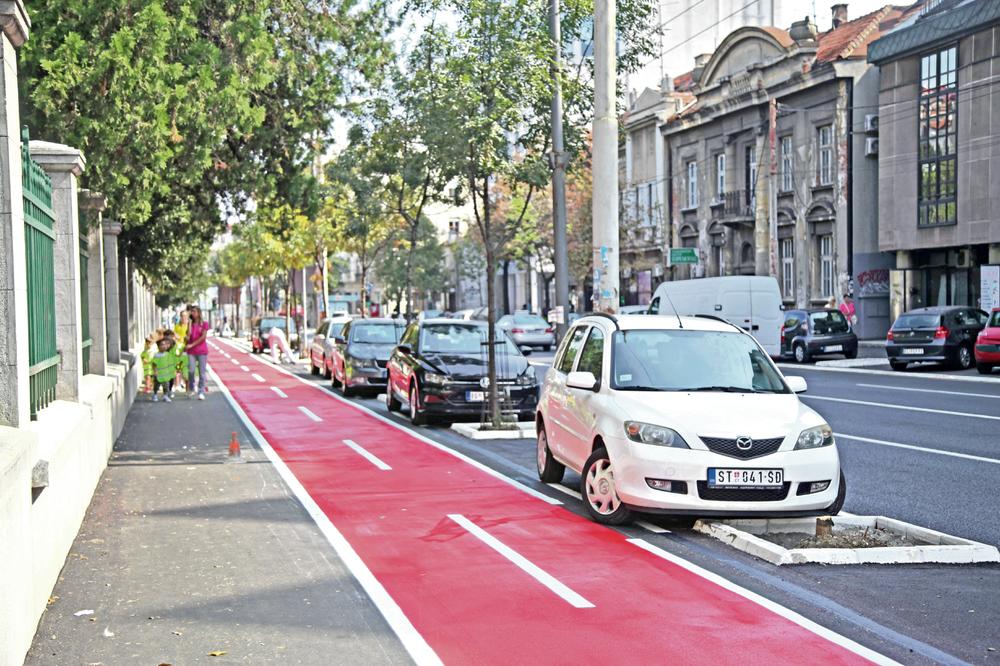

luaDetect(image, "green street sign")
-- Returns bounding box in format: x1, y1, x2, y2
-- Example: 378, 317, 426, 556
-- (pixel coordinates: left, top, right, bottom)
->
669, 248, 698, 265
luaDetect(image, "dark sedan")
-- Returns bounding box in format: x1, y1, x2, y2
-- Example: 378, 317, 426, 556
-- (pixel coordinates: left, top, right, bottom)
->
886, 306, 989, 371
385, 319, 538, 425
330, 318, 406, 397
779, 308, 858, 363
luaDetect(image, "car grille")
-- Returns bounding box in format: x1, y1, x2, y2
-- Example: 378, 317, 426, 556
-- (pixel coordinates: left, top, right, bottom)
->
696, 482, 790, 502
699, 436, 784, 460
375, 359, 388, 369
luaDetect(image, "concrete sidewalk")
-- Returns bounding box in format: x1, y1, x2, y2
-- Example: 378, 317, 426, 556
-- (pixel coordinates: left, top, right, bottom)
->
26, 376, 409, 665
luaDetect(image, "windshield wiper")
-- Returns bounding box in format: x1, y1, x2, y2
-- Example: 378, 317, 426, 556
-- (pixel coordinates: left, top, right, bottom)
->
615, 385, 668, 391
680, 385, 758, 393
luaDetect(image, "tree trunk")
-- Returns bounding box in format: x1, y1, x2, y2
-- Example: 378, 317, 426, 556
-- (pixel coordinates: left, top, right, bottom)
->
360, 264, 368, 318
404, 220, 419, 320
502, 259, 512, 315
483, 178, 501, 428
286, 269, 294, 343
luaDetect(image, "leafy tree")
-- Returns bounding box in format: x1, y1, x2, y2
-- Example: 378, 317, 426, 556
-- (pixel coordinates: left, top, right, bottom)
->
373, 219, 446, 314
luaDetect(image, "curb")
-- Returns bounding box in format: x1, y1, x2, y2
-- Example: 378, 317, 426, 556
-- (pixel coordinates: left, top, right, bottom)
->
450, 422, 536, 440
776, 363, 1000, 384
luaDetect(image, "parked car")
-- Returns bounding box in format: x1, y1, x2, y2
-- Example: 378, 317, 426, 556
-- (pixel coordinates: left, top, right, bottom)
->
886, 306, 988, 371
329, 318, 407, 396
497, 311, 556, 351
386, 319, 538, 425
535, 313, 844, 525
649, 276, 784, 357
779, 308, 858, 363
974, 308, 1000, 374
251, 316, 298, 354
309, 315, 352, 378
450, 309, 479, 320
417, 309, 445, 321
619, 304, 649, 315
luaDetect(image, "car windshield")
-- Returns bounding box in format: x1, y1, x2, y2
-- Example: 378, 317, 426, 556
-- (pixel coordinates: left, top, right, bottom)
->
420, 324, 520, 355
328, 322, 347, 339
351, 324, 403, 344
990, 311, 1000, 327
611, 329, 787, 393
512, 313, 548, 326
810, 311, 849, 335
261, 317, 295, 333
894, 314, 941, 329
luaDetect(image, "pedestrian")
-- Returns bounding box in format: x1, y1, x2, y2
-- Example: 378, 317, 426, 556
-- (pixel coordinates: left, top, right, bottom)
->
839, 294, 858, 328
141, 335, 156, 394
268, 325, 296, 364
826, 296, 837, 310
150, 337, 177, 402
185, 305, 211, 400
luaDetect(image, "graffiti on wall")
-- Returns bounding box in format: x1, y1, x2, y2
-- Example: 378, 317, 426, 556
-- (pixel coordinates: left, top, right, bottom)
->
856, 268, 890, 297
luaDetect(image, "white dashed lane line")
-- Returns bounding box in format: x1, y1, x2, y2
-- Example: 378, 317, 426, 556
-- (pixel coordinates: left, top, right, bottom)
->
252, 373, 265, 383
342, 439, 392, 471
270, 386, 288, 398
298, 406, 322, 422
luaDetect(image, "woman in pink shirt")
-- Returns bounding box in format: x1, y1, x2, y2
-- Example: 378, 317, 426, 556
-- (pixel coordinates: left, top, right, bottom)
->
185, 306, 211, 400
839, 295, 858, 328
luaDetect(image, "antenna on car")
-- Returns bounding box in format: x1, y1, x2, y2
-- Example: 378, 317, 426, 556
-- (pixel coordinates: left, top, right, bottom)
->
662, 292, 684, 329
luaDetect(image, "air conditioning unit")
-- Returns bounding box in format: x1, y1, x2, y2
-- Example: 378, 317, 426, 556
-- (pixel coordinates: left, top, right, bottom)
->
652, 264, 664, 278
865, 137, 879, 156
865, 114, 879, 133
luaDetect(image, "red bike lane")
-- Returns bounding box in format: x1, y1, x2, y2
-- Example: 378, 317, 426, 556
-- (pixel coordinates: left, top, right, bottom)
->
208, 338, 886, 665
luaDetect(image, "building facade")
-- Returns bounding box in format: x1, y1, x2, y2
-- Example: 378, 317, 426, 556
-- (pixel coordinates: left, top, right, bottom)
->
869, 0, 1000, 319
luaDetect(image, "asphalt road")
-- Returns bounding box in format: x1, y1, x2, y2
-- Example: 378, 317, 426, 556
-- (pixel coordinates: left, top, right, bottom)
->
229, 339, 1000, 663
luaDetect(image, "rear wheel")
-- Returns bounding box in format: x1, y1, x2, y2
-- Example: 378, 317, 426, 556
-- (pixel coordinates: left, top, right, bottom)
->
386, 383, 402, 412
955, 344, 974, 370
323, 359, 332, 380
409, 383, 426, 426
536, 426, 565, 483
793, 343, 809, 364
580, 448, 632, 526
977, 362, 995, 375
331, 362, 341, 388
310, 358, 319, 375
825, 471, 847, 515
889, 360, 908, 371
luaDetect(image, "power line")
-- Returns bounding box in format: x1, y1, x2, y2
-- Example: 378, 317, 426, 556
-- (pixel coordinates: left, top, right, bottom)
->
639, 0, 761, 70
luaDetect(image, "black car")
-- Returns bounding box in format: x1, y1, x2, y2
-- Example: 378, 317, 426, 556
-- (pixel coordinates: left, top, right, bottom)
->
330, 318, 406, 396
886, 306, 989, 371
779, 308, 858, 363
385, 319, 538, 425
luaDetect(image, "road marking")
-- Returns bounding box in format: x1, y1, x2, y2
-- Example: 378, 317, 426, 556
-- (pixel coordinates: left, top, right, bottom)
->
270, 386, 287, 398
856, 383, 1000, 399
802, 394, 1000, 421
230, 358, 239, 365
207, 365, 442, 665
777, 362, 1000, 384
298, 406, 322, 422
546, 483, 582, 500
240, 365, 250, 372
635, 521, 672, 534
628, 538, 897, 665
342, 439, 392, 470
836, 433, 1000, 466
252, 373, 265, 383
447, 513, 593, 609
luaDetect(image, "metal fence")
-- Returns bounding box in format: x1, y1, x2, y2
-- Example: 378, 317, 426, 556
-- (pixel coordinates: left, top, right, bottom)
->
22, 127, 58, 418
80, 225, 91, 375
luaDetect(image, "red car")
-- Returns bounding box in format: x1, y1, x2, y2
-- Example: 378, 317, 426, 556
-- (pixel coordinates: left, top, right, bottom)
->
975, 308, 1000, 374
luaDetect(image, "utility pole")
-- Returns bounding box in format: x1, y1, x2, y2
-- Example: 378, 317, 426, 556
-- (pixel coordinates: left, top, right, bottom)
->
549, 0, 570, 337
592, 0, 619, 314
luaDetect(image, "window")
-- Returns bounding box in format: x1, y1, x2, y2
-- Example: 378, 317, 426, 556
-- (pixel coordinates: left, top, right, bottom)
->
556, 326, 589, 373
745, 145, 758, 207
715, 244, 725, 277
780, 136, 793, 192
645, 182, 654, 225
715, 153, 726, 200
316, 321, 329, 336
648, 297, 660, 315
919, 45, 958, 226
780, 238, 794, 300
818, 125, 833, 186
810, 310, 849, 335
686, 161, 698, 208
819, 234, 834, 298
576, 328, 605, 383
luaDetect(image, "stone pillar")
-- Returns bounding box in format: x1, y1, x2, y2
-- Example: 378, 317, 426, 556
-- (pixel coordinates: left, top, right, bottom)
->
80, 191, 107, 375
102, 221, 122, 365
0, 1, 30, 427
118, 254, 129, 352
30, 141, 86, 400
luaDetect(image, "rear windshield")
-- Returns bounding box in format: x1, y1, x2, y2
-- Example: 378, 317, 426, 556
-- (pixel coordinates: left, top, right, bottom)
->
810, 311, 849, 335
351, 323, 403, 344
420, 324, 520, 355
513, 313, 548, 326
261, 318, 295, 333
893, 314, 940, 329
991, 311, 1000, 327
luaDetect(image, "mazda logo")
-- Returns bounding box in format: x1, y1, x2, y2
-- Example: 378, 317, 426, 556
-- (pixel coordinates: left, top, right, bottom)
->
736, 436, 754, 451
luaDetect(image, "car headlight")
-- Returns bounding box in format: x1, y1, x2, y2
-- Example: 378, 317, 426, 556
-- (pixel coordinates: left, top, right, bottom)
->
516, 371, 536, 386
795, 424, 834, 450
624, 421, 690, 448
424, 372, 449, 385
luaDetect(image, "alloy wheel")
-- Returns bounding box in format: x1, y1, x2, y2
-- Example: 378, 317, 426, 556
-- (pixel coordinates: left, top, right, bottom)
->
958, 346, 972, 369
585, 458, 620, 515
536, 430, 548, 476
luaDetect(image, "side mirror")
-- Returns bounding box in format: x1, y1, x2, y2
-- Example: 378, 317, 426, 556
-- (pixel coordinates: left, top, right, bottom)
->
566, 371, 599, 392
396, 344, 411, 355
785, 376, 808, 393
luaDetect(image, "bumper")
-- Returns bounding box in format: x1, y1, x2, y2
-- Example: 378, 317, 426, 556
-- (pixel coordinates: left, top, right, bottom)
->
605, 434, 840, 515
344, 365, 389, 389
420, 384, 538, 417
886, 342, 949, 362
512, 333, 555, 347
806, 337, 857, 355
975, 344, 1000, 363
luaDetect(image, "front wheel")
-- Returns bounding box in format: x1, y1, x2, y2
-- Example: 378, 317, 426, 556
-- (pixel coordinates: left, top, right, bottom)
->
977, 362, 994, 375
844, 348, 858, 360
955, 344, 974, 370
793, 343, 809, 364
825, 471, 847, 515
580, 447, 633, 526
310, 358, 319, 376
409, 383, 427, 426
386, 383, 402, 412
536, 426, 565, 483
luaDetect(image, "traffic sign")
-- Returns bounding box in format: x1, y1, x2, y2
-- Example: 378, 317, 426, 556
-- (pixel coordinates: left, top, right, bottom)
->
669, 248, 698, 265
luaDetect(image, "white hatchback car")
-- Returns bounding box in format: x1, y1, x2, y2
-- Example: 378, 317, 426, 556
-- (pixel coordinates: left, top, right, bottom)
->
535, 313, 845, 525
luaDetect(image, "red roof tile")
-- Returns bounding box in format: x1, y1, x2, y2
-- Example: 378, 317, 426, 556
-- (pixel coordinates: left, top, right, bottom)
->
673, 71, 695, 92
815, 4, 920, 63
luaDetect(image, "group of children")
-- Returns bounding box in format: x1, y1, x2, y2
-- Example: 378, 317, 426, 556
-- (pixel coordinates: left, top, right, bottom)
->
140, 310, 203, 402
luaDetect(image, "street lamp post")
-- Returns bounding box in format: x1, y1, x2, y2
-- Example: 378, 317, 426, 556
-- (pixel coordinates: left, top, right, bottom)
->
592, 0, 619, 314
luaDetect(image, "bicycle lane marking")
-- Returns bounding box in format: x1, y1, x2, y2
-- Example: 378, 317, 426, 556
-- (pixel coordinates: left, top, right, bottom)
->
208, 338, 891, 665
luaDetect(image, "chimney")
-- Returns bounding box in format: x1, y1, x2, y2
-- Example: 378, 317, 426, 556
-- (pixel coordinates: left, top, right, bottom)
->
831, 4, 848, 28
789, 16, 818, 44
692, 53, 712, 82
661, 74, 674, 93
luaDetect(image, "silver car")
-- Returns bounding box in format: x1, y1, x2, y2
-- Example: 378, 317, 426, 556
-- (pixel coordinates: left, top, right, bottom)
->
498, 312, 556, 351
309, 315, 352, 379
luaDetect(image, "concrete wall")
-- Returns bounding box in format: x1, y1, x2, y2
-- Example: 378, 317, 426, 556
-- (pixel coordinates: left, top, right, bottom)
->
0, 356, 141, 666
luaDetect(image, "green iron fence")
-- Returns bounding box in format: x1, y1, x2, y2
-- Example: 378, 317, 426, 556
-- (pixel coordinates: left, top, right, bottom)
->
22, 127, 58, 418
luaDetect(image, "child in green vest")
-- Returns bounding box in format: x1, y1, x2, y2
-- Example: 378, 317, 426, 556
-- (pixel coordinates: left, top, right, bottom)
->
140, 336, 155, 394
151, 337, 178, 402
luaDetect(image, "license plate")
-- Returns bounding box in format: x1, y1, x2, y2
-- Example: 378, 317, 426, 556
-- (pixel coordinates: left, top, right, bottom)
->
709, 468, 784, 488
902, 348, 924, 355
823, 344, 842, 352
466, 391, 485, 402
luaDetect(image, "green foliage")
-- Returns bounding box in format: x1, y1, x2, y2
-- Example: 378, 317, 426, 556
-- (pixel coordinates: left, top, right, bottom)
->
373, 219, 446, 307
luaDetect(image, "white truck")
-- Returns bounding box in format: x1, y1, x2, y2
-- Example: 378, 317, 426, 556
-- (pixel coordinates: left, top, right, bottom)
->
648, 276, 783, 357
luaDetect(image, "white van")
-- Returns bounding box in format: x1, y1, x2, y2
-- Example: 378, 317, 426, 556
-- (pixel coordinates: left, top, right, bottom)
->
648, 276, 783, 357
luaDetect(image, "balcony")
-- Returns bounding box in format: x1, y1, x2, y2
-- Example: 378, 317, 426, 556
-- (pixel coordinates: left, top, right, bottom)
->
721, 189, 755, 225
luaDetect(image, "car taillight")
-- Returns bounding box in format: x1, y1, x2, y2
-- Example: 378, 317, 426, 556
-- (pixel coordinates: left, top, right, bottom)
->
934, 326, 949, 339
780, 325, 786, 336
512, 328, 525, 334
545, 327, 554, 334
886, 330, 894, 342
